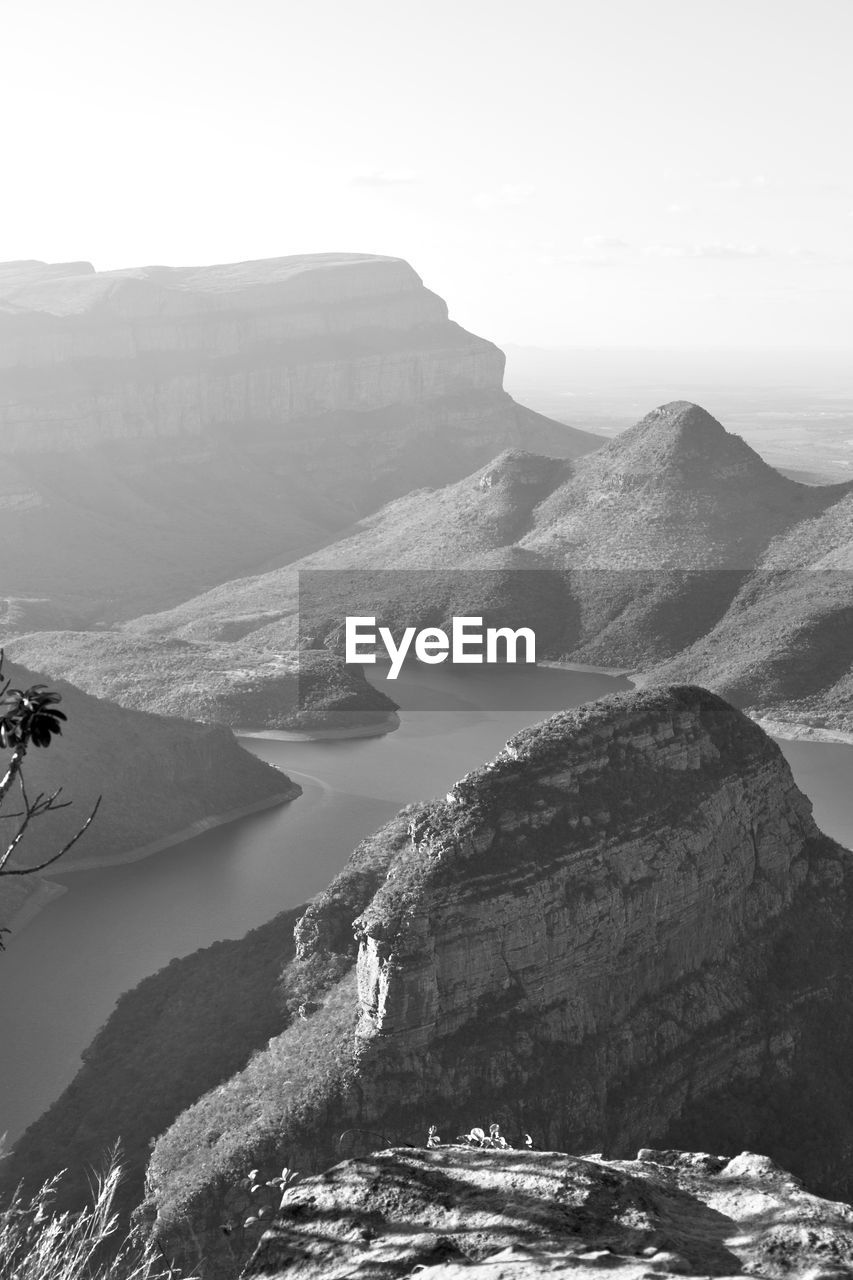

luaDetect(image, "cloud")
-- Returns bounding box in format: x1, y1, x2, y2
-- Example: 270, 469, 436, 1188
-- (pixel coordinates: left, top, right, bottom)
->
692, 242, 768, 259
350, 168, 419, 187
581, 234, 631, 250
710, 174, 770, 193
472, 184, 536, 210
643, 241, 768, 260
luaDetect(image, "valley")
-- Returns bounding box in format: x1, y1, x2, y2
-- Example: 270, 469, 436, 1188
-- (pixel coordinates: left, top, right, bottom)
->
2, 665, 851, 1252
1, 253, 850, 1280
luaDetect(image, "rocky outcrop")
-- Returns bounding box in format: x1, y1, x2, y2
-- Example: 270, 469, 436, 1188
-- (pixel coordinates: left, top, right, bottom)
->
245, 1146, 853, 1280
0, 255, 600, 621
143, 688, 853, 1277
0, 659, 300, 934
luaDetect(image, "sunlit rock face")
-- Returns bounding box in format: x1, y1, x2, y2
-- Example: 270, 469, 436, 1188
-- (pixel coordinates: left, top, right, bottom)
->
346, 685, 836, 1157
0, 254, 597, 620
246, 1146, 853, 1280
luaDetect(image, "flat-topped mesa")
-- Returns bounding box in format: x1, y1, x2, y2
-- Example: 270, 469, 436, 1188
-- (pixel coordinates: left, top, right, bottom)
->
0, 253, 442, 325
0, 253, 505, 451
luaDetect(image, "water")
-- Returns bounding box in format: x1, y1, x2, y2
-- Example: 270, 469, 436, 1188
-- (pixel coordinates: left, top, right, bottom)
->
777, 738, 853, 849
0, 664, 850, 1145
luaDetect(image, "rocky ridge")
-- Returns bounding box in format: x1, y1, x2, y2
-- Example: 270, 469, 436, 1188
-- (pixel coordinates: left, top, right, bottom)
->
86, 401, 851, 734
141, 687, 853, 1277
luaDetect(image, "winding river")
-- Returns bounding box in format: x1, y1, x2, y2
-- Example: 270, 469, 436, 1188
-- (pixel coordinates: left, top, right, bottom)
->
1, 665, 851, 1146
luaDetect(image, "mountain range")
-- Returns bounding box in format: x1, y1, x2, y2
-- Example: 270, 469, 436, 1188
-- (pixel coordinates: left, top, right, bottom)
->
0, 254, 598, 625
10, 400, 848, 736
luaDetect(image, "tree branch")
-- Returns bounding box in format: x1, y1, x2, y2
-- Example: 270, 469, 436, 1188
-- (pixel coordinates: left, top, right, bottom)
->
0, 795, 102, 876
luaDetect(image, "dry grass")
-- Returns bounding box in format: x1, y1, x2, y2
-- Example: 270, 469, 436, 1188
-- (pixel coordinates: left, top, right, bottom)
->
0, 1146, 196, 1280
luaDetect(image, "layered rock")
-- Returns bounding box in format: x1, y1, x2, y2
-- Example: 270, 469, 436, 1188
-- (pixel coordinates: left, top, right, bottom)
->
0, 255, 599, 621
246, 1146, 853, 1280
143, 688, 853, 1277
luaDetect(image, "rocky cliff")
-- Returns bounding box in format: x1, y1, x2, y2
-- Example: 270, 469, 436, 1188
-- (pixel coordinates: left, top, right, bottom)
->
245, 1146, 853, 1280
0, 254, 599, 621
142, 687, 853, 1277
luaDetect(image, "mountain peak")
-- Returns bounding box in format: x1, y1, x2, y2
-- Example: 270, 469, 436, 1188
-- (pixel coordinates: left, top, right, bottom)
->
629, 401, 735, 452
593, 399, 783, 484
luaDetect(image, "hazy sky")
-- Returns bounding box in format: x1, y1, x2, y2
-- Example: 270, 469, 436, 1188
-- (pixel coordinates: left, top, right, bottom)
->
2, 0, 851, 348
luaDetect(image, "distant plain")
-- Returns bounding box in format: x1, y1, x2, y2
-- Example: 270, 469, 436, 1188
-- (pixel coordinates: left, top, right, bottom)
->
505, 346, 853, 482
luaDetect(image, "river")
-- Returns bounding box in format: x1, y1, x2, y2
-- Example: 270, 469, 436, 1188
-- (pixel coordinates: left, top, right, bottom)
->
1, 665, 851, 1146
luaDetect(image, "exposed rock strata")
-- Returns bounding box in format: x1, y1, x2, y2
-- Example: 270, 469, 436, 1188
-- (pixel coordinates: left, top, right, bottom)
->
0, 255, 599, 620
143, 687, 853, 1277
246, 1146, 853, 1280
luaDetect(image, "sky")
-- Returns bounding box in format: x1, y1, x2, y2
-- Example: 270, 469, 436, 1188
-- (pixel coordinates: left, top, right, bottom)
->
1, 0, 851, 348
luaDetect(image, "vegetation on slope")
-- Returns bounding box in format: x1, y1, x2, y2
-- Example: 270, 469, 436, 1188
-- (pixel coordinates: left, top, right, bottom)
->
1, 906, 305, 1221
3, 636, 397, 731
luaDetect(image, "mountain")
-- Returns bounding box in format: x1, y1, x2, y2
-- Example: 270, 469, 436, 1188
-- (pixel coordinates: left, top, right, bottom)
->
0, 659, 299, 934
243, 1146, 853, 1280
48, 401, 841, 735
7, 402, 848, 731
2, 634, 398, 733
0, 255, 600, 623
637, 489, 853, 736
123, 687, 852, 1277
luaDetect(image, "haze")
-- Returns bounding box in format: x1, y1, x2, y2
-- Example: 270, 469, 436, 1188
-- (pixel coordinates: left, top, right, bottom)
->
3, 0, 851, 349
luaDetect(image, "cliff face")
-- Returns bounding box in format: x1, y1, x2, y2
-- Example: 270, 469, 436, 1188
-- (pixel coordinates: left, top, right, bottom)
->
144, 688, 853, 1278
0, 255, 599, 620
346, 686, 833, 1148
0, 256, 499, 451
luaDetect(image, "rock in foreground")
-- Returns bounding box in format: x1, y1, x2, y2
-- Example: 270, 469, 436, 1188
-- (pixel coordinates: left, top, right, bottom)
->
246, 1145, 853, 1279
